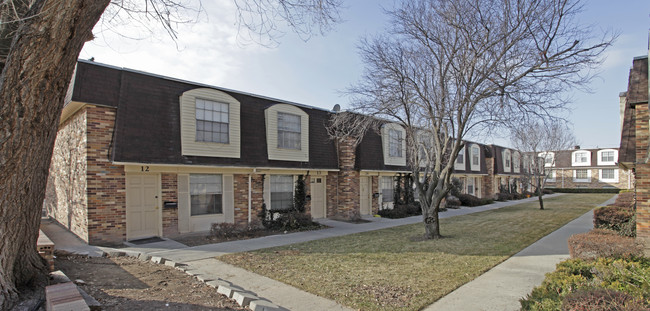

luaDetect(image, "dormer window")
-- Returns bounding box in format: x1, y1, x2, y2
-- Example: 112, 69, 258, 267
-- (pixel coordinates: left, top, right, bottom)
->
457, 147, 464, 164
503, 150, 511, 171
539, 152, 555, 167
513, 152, 520, 173
195, 99, 229, 143
277, 112, 301, 150
388, 129, 403, 157
597, 149, 618, 166
572, 150, 591, 166
381, 123, 406, 166
470, 144, 480, 171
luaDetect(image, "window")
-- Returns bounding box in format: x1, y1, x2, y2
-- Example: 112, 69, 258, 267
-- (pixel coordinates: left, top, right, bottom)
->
546, 170, 556, 182
574, 153, 588, 163
572, 151, 591, 166
574, 169, 590, 181
504, 150, 511, 171
540, 152, 555, 167
388, 129, 402, 157
190, 174, 223, 216
466, 177, 475, 195
601, 151, 614, 162
471, 146, 479, 166
457, 147, 464, 164
277, 112, 301, 150
600, 168, 618, 182
381, 176, 394, 202
601, 169, 615, 179
195, 99, 229, 143
513, 152, 520, 172
270, 175, 294, 210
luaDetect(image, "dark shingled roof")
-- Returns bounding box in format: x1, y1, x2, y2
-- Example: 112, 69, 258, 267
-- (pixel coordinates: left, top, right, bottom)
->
71, 61, 338, 170
619, 56, 648, 165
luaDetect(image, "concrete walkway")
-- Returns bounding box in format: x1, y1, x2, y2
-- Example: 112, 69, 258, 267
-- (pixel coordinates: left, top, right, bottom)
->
425, 194, 616, 311
40, 193, 610, 311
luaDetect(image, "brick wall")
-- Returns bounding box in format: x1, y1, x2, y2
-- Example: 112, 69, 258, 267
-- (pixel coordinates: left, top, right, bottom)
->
161, 173, 178, 236
545, 168, 632, 189
371, 176, 379, 215
483, 158, 495, 198
326, 171, 339, 217
85, 106, 126, 245
636, 103, 650, 253
335, 137, 360, 219
44, 108, 89, 241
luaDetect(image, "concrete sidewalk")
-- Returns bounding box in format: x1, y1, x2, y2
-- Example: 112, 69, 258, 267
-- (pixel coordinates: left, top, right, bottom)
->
425, 195, 616, 311
43, 192, 606, 311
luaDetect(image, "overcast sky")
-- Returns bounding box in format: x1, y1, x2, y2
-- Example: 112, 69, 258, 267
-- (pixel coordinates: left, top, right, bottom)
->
80, 0, 650, 149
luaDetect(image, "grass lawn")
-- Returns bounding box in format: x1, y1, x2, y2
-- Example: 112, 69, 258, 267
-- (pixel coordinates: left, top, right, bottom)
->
219, 194, 613, 311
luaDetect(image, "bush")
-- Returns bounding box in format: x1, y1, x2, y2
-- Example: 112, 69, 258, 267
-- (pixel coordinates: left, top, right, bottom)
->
561, 288, 647, 311
520, 257, 650, 311
445, 196, 461, 209
567, 229, 642, 260
258, 203, 318, 231
496, 192, 513, 201
547, 188, 620, 194
457, 193, 481, 206
594, 206, 636, 237
210, 222, 245, 239
378, 203, 421, 219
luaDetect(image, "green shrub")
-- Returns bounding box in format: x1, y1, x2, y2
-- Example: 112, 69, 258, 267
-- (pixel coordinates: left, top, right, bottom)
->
377, 203, 421, 218
547, 188, 620, 194
521, 257, 650, 310
445, 196, 461, 209
457, 193, 483, 206
594, 206, 636, 237
496, 192, 513, 201
568, 229, 642, 260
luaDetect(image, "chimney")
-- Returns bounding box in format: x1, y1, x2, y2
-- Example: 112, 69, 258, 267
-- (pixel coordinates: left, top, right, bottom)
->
574, 145, 580, 150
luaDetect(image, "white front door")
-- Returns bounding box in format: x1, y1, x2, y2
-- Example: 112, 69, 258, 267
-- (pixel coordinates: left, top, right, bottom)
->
360, 176, 371, 215
310, 176, 326, 218
126, 174, 161, 240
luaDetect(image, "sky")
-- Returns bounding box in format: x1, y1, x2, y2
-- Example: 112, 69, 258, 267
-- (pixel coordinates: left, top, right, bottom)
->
80, 0, 650, 149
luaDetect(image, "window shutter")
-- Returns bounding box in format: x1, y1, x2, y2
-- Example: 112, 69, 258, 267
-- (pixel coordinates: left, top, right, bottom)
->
223, 175, 234, 223
177, 174, 190, 233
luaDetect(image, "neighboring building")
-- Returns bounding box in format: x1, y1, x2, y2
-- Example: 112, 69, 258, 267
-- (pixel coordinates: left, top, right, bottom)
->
618, 54, 650, 254
541, 147, 632, 190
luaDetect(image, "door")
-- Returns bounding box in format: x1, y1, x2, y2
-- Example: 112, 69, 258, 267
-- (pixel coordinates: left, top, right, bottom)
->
360, 176, 371, 215
310, 177, 326, 218
467, 177, 475, 196
126, 174, 161, 240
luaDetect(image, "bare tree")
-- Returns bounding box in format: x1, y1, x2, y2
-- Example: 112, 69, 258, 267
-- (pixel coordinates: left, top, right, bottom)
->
326, 111, 380, 148
0, 1, 342, 308
511, 120, 576, 210
348, 0, 613, 239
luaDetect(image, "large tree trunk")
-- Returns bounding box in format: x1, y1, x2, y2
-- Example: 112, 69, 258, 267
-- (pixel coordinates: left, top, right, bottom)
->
423, 192, 444, 239
536, 176, 544, 210
0, 1, 109, 309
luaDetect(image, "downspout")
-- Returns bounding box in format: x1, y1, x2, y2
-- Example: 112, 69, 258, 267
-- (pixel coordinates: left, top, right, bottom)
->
248, 173, 252, 223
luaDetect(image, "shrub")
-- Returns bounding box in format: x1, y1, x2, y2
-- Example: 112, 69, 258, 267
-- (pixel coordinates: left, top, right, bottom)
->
378, 203, 421, 219
496, 192, 513, 201
521, 257, 650, 311
561, 288, 647, 311
567, 229, 642, 260
594, 206, 635, 237
445, 196, 461, 209
457, 193, 480, 206
546, 188, 619, 194
209, 222, 244, 239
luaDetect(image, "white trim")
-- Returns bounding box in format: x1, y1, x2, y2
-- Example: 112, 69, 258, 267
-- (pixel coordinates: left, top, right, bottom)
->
381, 123, 407, 166
599, 168, 619, 182
454, 146, 465, 171
265, 104, 310, 162
539, 152, 555, 168
571, 150, 591, 167
573, 169, 591, 182
502, 149, 511, 172
597, 149, 618, 166
470, 144, 481, 171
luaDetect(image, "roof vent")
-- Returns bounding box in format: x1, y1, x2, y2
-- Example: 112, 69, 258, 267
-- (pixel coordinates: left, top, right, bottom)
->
332, 104, 341, 112
574, 145, 581, 150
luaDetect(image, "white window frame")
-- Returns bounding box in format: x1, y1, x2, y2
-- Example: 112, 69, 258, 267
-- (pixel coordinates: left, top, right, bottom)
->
195, 99, 229, 144
503, 150, 511, 172
455, 147, 465, 171
381, 176, 395, 202
597, 149, 618, 166
539, 152, 555, 168
470, 144, 480, 171
270, 175, 294, 211
599, 168, 619, 182
277, 112, 302, 150
512, 151, 520, 173
381, 123, 406, 166
573, 169, 591, 182
190, 174, 223, 216
546, 170, 556, 182
571, 150, 591, 167
388, 129, 403, 158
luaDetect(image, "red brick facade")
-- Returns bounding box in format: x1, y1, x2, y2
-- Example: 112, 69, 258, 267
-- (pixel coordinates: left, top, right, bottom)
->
335, 137, 360, 219
161, 173, 179, 236
635, 103, 650, 251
